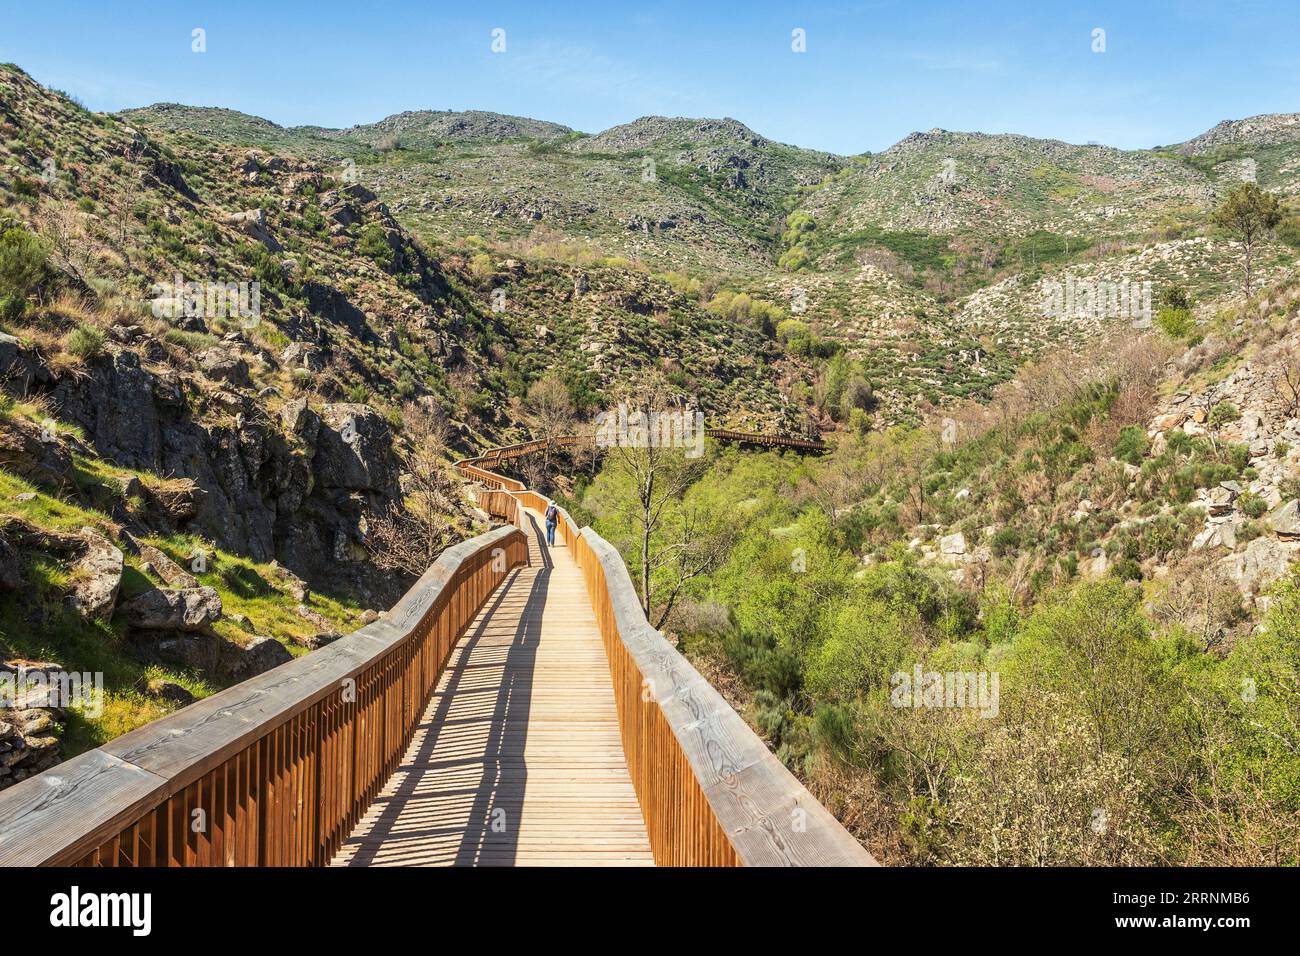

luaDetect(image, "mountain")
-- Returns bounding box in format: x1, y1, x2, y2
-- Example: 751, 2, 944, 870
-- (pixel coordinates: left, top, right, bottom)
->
324, 109, 574, 147
1172, 111, 1300, 155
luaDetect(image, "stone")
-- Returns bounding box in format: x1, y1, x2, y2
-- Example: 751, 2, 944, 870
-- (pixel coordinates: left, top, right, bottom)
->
226, 636, 292, 679
223, 208, 280, 250
1222, 536, 1299, 596
939, 532, 967, 555
1193, 521, 1238, 551
113, 474, 146, 501
1082, 552, 1110, 579
65, 529, 123, 621
271, 562, 311, 602
280, 342, 326, 372
954, 487, 971, 501
198, 348, 251, 387
1265, 500, 1300, 538
1207, 486, 1236, 516
315, 404, 401, 495
127, 535, 199, 589
18, 712, 52, 735
280, 397, 320, 442
146, 679, 196, 706
0, 415, 74, 488
120, 586, 222, 631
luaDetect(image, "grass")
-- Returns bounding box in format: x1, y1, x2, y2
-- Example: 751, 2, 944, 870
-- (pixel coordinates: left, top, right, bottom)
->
0, 413, 364, 750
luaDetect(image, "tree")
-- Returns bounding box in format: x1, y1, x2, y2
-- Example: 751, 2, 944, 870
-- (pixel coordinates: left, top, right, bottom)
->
1212, 183, 1282, 302
109, 135, 147, 256
34, 198, 93, 286
1269, 344, 1300, 418
366, 403, 462, 576
802, 442, 867, 529
597, 372, 726, 625
523, 373, 576, 486
0, 224, 48, 321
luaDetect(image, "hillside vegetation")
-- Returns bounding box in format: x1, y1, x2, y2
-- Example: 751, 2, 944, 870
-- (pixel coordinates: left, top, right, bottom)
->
2, 58, 1298, 863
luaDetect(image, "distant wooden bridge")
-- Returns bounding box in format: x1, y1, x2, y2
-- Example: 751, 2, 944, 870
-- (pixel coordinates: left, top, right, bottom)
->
456, 427, 826, 492
0, 430, 870, 868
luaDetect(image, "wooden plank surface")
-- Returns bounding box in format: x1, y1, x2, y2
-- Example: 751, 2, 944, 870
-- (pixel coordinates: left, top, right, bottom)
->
332, 510, 653, 867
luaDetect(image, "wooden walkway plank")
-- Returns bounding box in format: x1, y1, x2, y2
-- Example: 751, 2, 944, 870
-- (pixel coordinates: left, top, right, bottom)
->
331, 510, 654, 867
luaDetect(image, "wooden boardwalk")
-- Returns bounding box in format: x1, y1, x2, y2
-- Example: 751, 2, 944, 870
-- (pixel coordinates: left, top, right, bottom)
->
332, 510, 654, 867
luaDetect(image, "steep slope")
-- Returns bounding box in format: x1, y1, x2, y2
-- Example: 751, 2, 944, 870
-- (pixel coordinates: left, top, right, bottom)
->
128, 107, 847, 274
324, 109, 573, 147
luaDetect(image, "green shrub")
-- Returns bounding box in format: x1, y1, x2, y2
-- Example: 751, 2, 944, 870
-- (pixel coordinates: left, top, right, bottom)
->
65, 323, 104, 360
1210, 401, 1240, 427
1155, 307, 1195, 340
358, 224, 395, 270
1156, 285, 1191, 311
0, 225, 48, 321
778, 245, 811, 272
1238, 491, 1268, 518
1114, 425, 1150, 465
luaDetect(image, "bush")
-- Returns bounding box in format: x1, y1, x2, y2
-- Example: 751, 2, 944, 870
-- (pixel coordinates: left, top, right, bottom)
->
1210, 401, 1240, 427
1156, 285, 1191, 311
1155, 307, 1195, 340
358, 224, 396, 270
778, 245, 810, 272
1238, 491, 1268, 518
65, 323, 104, 360
0, 225, 48, 321
1113, 425, 1150, 465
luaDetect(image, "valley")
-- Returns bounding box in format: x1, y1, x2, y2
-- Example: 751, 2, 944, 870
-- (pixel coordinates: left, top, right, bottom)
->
1, 55, 1298, 867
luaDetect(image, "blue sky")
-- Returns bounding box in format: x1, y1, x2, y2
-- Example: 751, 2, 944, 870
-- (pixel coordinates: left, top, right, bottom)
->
1, 0, 1297, 154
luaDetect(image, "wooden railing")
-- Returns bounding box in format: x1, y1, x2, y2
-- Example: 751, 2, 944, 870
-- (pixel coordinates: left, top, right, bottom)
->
0, 431, 865, 868
454, 427, 824, 490
472, 482, 875, 866
704, 428, 826, 452
0, 525, 527, 866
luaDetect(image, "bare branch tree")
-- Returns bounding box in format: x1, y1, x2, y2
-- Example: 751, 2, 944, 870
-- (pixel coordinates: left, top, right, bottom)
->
523, 373, 576, 487
366, 403, 461, 576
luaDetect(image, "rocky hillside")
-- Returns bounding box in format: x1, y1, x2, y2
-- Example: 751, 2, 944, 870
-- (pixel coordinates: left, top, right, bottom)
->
1172, 112, 1300, 156
127, 96, 1300, 425
326, 110, 574, 148
0, 63, 814, 781
5, 58, 1300, 785
904, 270, 1300, 640
125, 106, 847, 275
0, 64, 502, 778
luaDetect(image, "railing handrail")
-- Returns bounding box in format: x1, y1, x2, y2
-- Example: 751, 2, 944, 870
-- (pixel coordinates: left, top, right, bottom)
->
475, 468, 875, 865
577, 527, 876, 865
0, 523, 526, 866
454, 428, 824, 484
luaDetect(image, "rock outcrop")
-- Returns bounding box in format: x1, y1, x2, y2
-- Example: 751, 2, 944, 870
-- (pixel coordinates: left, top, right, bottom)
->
120, 586, 223, 631
64, 528, 123, 621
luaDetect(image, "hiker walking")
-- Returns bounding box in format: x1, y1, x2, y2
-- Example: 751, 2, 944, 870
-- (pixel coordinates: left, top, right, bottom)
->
544, 501, 558, 547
